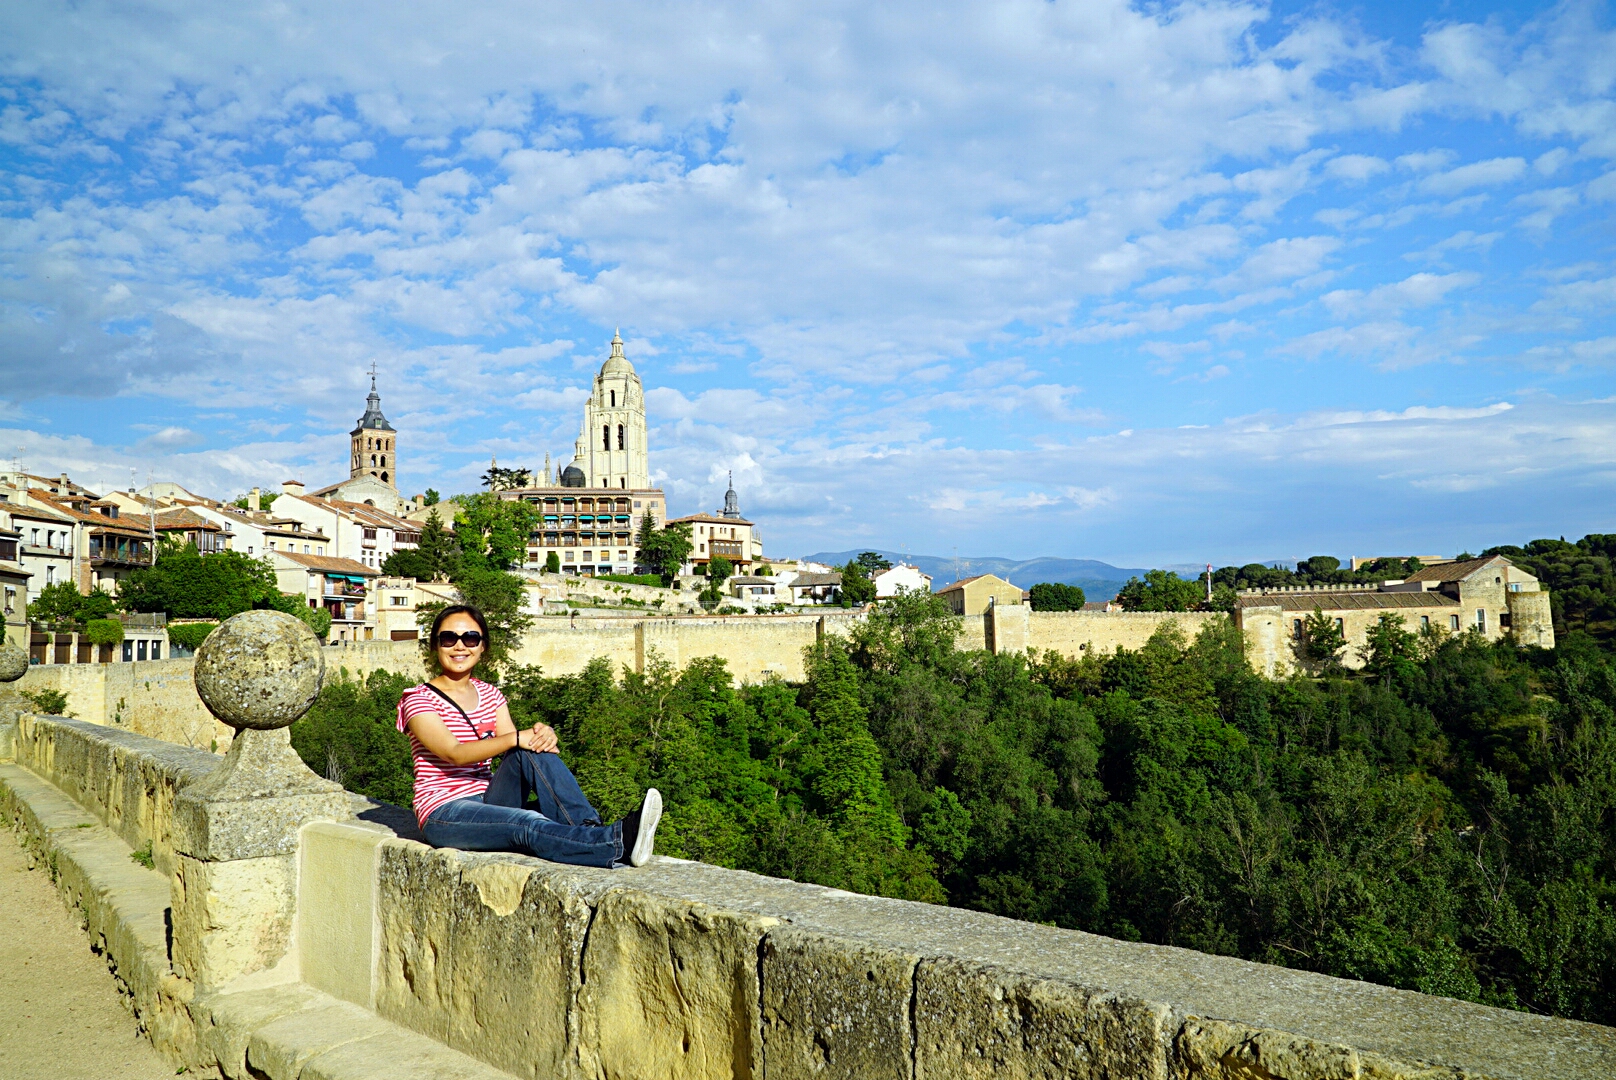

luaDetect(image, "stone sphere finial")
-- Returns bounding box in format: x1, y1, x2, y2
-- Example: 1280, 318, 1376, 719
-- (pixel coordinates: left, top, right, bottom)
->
0, 642, 27, 684
194, 610, 324, 731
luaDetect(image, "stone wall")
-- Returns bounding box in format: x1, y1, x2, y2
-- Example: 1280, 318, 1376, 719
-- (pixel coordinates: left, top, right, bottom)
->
16, 658, 230, 750
5, 711, 1614, 1080
1026, 609, 1227, 657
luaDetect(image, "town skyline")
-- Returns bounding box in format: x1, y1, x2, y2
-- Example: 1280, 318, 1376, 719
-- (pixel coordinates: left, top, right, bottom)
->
3, 1, 1614, 565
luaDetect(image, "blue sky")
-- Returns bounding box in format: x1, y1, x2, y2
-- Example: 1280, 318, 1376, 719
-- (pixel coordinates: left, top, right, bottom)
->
2, 0, 1613, 566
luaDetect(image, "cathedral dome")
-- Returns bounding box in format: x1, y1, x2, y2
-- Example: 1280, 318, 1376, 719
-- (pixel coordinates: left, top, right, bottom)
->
560, 464, 586, 488
600, 330, 635, 377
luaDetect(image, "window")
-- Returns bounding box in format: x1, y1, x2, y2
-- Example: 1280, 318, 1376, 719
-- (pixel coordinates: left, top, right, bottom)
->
617, 424, 625, 450
137, 639, 147, 661
1508, 583, 1521, 592
1334, 618, 1344, 632
31, 529, 38, 544
45, 565, 55, 585
269, 540, 276, 549
610, 389, 616, 407
3, 586, 13, 614
1477, 609, 1487, 631
122, 641, 133, 662
391, 595, 407, 606
620, 478, 626, 488
1292, 619, 1303, 640
304, 544, 311, 554
603, 424, 611, 451
1421, 615, 1430, 630
1450, 614, 1460, 631
634, 501, 641, 508
150, 641, 161, 661
318, 546, 324, 555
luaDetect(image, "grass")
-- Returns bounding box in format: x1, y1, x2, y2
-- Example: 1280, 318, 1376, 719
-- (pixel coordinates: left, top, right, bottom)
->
129, 840, 155, 869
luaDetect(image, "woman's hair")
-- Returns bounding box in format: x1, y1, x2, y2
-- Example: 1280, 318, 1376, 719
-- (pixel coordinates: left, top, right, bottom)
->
426, 604, 491, 674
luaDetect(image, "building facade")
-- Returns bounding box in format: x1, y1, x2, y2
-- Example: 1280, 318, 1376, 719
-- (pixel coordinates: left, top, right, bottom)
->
874, 563, 932, 597
270, 551, 381, 641
937, 573, 1024, 616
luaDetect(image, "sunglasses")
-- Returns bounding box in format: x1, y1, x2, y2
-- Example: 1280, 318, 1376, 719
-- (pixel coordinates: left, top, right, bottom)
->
435, 630, 485, 649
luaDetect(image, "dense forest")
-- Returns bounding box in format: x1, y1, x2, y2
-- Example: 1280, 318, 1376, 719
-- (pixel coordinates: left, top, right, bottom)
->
291, 534, 1616, 1025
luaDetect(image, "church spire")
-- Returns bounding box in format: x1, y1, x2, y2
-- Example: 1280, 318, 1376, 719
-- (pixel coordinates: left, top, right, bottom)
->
722, 471, 741, 519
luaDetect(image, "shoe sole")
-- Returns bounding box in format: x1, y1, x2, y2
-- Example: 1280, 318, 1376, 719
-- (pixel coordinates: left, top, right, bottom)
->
629, 788, 662, 867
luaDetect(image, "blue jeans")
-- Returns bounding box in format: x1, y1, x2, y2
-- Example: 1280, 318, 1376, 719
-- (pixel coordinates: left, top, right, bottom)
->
422, 750, 623, 868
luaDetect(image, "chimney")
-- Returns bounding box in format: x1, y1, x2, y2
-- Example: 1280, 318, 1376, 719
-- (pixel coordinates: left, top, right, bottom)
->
250, 486, 261, 507
281, 479, 306, 497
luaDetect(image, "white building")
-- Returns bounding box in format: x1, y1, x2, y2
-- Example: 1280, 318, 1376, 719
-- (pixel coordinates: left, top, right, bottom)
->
270, 551, 380, 641
874, 563, 932, 597
273, 484, 421, 572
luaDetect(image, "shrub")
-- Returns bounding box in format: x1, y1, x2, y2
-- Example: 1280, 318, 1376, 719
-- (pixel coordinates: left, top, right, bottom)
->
167, 622, 218, 653
19, 688, 71, 717
1028, 582, 1086, 611
599, 573, 662, 586
294, 604, 333, 639
83, 618, 125, 647
545, 551, 561, 573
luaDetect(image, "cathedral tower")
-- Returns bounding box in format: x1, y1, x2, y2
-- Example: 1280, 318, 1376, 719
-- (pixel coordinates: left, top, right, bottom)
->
350, 370, 398, 490
573, 331, 649, 489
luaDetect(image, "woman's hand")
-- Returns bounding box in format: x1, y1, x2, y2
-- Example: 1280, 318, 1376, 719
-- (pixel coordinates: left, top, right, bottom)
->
517, 724, 559, 754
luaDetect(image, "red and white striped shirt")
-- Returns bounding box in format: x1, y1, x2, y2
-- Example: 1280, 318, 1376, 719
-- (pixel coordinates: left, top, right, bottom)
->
396, 679, 508, 826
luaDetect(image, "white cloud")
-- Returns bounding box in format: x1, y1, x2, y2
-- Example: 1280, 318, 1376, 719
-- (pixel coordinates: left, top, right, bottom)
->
1418, 157, 1527, 195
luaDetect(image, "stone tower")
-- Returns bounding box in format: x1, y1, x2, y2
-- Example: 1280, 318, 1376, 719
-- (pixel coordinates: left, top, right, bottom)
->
573, 331, 649, 490
350, 371, 397, 489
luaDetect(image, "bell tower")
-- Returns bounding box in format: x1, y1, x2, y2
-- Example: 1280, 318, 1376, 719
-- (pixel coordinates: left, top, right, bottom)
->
573, 330, 649, 489
350, 365, 398, 490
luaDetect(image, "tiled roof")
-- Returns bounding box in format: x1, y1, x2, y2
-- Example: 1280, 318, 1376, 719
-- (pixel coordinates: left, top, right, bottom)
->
668, 513, 753, 526
274, 551, 378, 576
1403, 555, 1506, 584
153, 508, 222, 531
1237, 591, 1460, 612
790, 572, 842, 587
30, 491, 152, 534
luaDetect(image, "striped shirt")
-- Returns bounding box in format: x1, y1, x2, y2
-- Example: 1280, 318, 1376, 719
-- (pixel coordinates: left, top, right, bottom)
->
396, 679, 508, 826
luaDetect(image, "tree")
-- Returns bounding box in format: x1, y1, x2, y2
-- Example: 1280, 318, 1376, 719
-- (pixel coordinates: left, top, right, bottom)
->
452, 494, 538, 572
27, 581, 115, 625
1029, 582, 1086, 611
415, 509, 457, 581
481, 464, 532, 491
708, 556, 734, 588
545, 551, 561, 573
1116, 569, 1203, 611
380, 547, 434, 579
855, 551, 892, 575
83, 618, 124, 647
840, 561, 876, 605
422, 489, 440, 506
117, 548, 285, 620
637, 514, 693, 583
1359, 612, 1418, 683
295, 604, 333, 640
1300, 606, 1347, 670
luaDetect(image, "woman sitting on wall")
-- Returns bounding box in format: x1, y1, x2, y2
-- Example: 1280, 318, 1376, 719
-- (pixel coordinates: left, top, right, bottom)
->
396, 604, 661, 867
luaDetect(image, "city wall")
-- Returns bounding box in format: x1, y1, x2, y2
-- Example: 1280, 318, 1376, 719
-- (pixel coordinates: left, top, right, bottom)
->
16, 658, 229, 750
4, 711, 1610, 1080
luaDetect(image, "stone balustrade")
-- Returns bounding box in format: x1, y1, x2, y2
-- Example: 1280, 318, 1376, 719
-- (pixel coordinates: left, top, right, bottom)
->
1, 623, 1613, 1080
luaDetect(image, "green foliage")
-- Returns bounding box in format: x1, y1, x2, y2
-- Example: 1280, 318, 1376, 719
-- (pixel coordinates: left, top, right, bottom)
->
129, 840, 155, 869
1301, 606, 1348, 669
637, 514, 693, 582
1360, 613, 1418, 683
854, 551, 892, 575
117, 547, 285, 620
452, 494, 539, 572
422, 488, 440, 506
545, 551, 561, 573
600, 573, 661, 586
381, 547, 434, 579
756, 564, 773, 576
1117, 569, 1203, 611
19, 688, 72, 717
708, 556, 734, 587
166, 622, 217, 652
83, 618, 124, 646
26, 581, 116, 625
294, 604, 333, 639
1484, 535, 1616, 646
415, 509, 458, 581
290, 669, 415, 806
1029, 582, 1086, 611
839, 560, 876, 605
481, 464, 532, 491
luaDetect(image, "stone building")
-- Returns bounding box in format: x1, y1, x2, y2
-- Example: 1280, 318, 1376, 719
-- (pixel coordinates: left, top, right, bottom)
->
1237, 554, 1553, 676
572, 331, 650, 491
307, 371, 417, 517
937, 573, 1024, 616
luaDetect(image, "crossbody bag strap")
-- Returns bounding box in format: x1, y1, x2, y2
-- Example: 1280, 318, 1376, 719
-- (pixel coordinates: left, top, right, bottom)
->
423, 682, 501, 741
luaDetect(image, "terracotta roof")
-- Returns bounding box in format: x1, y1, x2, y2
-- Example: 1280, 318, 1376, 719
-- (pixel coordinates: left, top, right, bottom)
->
153, 508, 222, 531
790, 572, 842, 587
30, 491, 152, 534
668, 513, 753, 526
1403, 555, 1508, 584
273, 551, 378, 576
1237, 591, 1460, 612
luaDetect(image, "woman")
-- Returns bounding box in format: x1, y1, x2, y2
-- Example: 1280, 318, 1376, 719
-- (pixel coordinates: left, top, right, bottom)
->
396, 604, 660, 867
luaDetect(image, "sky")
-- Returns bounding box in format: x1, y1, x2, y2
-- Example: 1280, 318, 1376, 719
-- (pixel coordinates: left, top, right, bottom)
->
1, 0, 1614, 567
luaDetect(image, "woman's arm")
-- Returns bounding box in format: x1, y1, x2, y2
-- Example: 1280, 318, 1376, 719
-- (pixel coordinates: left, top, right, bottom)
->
406, 710, 548, 765
492, 703, 559, 754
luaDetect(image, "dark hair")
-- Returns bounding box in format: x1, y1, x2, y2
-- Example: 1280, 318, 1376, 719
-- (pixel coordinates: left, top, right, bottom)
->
428, 605, 491, 670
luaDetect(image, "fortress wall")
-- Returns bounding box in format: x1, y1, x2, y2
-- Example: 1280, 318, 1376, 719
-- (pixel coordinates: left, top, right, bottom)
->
1025, 609, 1226, 658
16, 659, 229, 750
6, 702, 1613, 1080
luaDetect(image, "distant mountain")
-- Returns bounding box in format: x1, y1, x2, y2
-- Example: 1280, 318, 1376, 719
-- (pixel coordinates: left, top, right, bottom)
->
801, 549, 1148, 600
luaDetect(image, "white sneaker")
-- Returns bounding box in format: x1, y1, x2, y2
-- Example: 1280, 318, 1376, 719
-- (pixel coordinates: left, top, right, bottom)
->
628, 788, 662, 867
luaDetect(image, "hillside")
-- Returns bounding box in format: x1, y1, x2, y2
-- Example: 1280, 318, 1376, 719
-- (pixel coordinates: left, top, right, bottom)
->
801, 549, 1146, 599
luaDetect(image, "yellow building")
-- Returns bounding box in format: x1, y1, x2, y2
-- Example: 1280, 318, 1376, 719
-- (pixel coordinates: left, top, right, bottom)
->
936, 573, 1024, 616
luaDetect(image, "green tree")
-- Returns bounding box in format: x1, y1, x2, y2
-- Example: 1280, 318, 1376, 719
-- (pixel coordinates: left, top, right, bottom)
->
27, 581, 107, 624
708, 556, 734, 587
481, 465, 532, 491
452, 494, 538, 572
415, 509, 458, 581
545, 550, 561, 573
380, 547, 433, 579
1029, 582, 1086, 611
637, 515, 693, 583
117, 548, 285, 620
839, 561, 876, 605
422, 488, 440, 505
19, 688, 72, 717
290, 669, 414, 804
1116, 569, 1203, 611
854, 551, 892, 575
166, 623, 217, 652
1360, 613, 1418, 683
1300, 606, 1348, 670
294, 604, 333, 640
83, 618, 124, 647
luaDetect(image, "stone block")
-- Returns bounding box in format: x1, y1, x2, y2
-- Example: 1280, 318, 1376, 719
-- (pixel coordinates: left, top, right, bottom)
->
173, 728, 352, 861
170, 851, 297, 988
577, 886, 776, 1080
246, 998, 391, 1080
188, 983, 324, 1080
374, 843, 594, 1080
759, 926, 918, 1080
300, 821, 389, 1008
914, 956, 1171, 1080
299, 1030, 518, 1080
